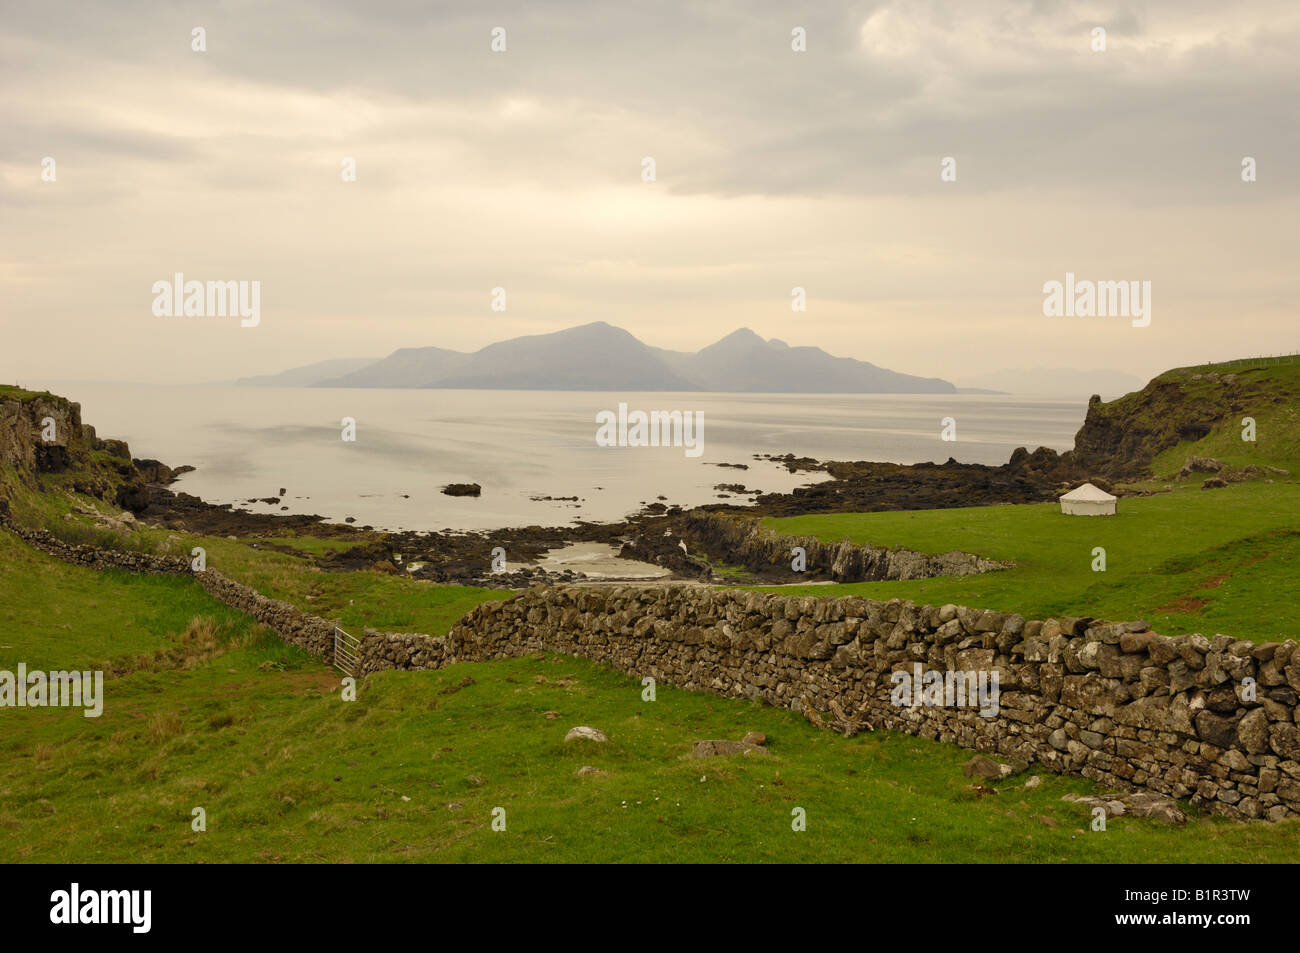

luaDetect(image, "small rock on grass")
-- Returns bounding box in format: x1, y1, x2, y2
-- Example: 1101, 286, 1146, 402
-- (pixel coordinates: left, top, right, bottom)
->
962, 755, 1012, 780
1025, 775, 1042, 790
1061, 792, 1185, 825
565, 726, 607, 743
692, 739, 769, 758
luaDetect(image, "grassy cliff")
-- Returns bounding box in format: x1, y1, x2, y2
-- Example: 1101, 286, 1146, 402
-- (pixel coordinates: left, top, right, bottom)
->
1068, 356, 1300, 480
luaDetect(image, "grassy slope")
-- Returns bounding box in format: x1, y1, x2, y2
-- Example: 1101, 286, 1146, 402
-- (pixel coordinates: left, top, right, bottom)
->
0, 531, 265, 672
1148, 360, 1300, 476
0, 385, 59, 402
175, 536, 512, 636
762, 481, 1300, 642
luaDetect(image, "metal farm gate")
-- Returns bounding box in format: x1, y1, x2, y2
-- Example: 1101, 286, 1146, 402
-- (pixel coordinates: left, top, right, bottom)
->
333, 625, 361, 677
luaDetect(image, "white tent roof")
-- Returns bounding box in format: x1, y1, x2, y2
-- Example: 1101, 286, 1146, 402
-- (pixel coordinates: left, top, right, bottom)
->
1060, 482, 1117, 502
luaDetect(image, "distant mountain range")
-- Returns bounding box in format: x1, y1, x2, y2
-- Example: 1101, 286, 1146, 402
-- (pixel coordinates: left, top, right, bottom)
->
234, 323, 959, 393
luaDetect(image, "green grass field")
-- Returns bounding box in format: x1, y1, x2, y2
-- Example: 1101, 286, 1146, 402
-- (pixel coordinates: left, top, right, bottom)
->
0, 529, 264, 673
760, 481, 1299, 642
2, 620, 1295, 862
4, 508, 1300, 862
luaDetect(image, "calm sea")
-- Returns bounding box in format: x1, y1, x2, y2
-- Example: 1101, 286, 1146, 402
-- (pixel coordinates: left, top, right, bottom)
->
37, 384, 1086, 532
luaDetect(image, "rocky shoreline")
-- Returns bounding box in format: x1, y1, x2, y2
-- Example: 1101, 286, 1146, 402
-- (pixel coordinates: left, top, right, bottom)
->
1, 381, 1189, 589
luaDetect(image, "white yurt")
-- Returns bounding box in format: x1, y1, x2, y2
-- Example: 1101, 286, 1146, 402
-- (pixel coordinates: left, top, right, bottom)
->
1059, 482, 1117, 516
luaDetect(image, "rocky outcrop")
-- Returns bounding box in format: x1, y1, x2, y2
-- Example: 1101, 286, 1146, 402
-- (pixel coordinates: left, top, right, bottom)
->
0, 393, 89, 478
615, 532, 713, 578
676, 511, 1006, 581
1062, 365, 1293, 480
1, 390, 189, 510
132, 459, 194, 485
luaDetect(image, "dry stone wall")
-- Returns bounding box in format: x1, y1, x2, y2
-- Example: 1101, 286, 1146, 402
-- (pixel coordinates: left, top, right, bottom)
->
361, 584, 1300, 822
12, 517, 1296, 821
5, 524, 192, 575
5, 521, 339, 663
191, 569, 338, 661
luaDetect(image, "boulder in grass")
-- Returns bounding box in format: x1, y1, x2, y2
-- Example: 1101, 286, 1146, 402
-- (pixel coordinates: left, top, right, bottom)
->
1179, 456, 1224, 478
962, 755, 1012, 780
564, 726, 607, 743
692, 739, 769, 758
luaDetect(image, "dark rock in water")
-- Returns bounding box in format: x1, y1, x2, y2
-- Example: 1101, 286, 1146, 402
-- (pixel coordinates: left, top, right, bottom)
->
279, 487, 287, 495
442, 483, 481, 497
757, 453, 822, 473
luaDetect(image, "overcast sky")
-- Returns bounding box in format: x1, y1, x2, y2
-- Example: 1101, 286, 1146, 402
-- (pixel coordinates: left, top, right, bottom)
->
1, 0, 1296, 387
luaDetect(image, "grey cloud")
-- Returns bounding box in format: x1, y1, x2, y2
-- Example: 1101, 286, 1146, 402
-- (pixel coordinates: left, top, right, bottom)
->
4, 0, 1296, 197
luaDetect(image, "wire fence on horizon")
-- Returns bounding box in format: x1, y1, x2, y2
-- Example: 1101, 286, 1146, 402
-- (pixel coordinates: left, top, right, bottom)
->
1188, 353, 1298, 369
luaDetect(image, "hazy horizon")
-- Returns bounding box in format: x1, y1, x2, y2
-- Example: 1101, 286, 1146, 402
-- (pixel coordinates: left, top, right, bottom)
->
21, 319, 1158, 399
